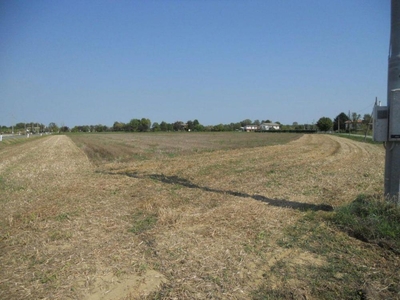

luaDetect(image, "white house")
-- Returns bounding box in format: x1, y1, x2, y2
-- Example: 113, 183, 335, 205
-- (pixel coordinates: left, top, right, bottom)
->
259, 123, 280, 131
242, 125, 259, 132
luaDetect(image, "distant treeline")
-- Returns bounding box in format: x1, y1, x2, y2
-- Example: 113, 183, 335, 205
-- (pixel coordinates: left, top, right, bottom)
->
73, 118, 316, 133
1, 112, 373, 135
1, 118, 317, 134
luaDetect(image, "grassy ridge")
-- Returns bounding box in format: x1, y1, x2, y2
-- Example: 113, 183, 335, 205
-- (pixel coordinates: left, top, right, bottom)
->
336, 133, 380, 144
0, 134, 46, 149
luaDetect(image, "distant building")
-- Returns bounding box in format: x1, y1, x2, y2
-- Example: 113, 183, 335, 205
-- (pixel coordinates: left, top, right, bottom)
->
344, 120, 362, 131
242, 125, 259, 132
259, 123, 280, 131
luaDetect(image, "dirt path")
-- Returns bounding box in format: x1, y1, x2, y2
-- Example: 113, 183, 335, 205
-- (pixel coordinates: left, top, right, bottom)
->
0, 134, 388, 299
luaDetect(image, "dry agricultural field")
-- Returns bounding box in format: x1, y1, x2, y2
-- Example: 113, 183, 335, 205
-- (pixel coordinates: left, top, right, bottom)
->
0, 132, 399, 299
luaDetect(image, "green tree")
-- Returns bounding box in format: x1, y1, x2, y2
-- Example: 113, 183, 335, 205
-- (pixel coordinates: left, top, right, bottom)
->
231, 122, 241, 131
139, 118, 151, 132
333, 112, 349, 132
59, 126, 70, 133
212, 124, 225, 131
128, 119, 140, 131
113, 121, 125, 131
160, 121, 168, 131
193, 119, 204, 131
195, 124, 205, 131
95, 124, 108, 132
240, 119, 252, 127
1, 125, 10, 133
362, 114, 372, 137
316, 117, 333, 132
187, 120, 194, 131
152, 122, 160, 132
173, 121, 184, 131
351, 112, 361, 133
48, 122, 59, 133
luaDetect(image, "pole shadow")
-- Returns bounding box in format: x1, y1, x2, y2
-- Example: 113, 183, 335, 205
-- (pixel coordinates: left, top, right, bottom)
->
120, 171, 333, 212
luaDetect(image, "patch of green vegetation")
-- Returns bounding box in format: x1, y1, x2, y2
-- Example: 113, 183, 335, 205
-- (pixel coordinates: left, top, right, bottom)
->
37, 271, 58, 284
266, 195, 400, 299
301, 186, 320, 196
271, 218, 371, 299
55, 212, 71, 221
329, 194, 400, 253
243, 230, 270, 257
132, 153, 149, 161
129, 211, 157, 234
166, 152, 177, 158
252, 263, 365, 300
0, 175, 5, 190
264, 178, 281, 188
49, 230, 72, 241
336, 133, 380, 144
252, 288, 297, 300
277, 215, 349, 255
0, 135, 47, 150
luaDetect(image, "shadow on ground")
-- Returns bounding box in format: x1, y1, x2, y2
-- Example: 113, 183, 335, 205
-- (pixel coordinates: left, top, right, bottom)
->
116, 171, 333, 212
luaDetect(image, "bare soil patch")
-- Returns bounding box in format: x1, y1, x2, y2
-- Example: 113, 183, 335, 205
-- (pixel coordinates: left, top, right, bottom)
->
1, 133, 398, 299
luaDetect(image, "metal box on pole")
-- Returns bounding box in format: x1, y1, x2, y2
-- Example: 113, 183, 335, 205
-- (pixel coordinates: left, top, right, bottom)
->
373, 105, 388, 142
389, 89, 400, 141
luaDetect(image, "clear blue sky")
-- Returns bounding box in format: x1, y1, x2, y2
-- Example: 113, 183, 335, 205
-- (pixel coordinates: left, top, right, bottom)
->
0, 0, 390, 127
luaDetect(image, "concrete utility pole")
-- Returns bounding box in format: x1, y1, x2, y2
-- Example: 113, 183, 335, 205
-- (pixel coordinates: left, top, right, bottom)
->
385, 0, 400, 204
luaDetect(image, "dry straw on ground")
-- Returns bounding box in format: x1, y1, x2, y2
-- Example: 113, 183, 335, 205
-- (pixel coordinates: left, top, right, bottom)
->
0, 133, 398, 299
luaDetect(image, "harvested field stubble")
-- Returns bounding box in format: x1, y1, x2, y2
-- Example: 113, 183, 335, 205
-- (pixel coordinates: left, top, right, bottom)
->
69, 132, 302, 165
1, 132, 398, 299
